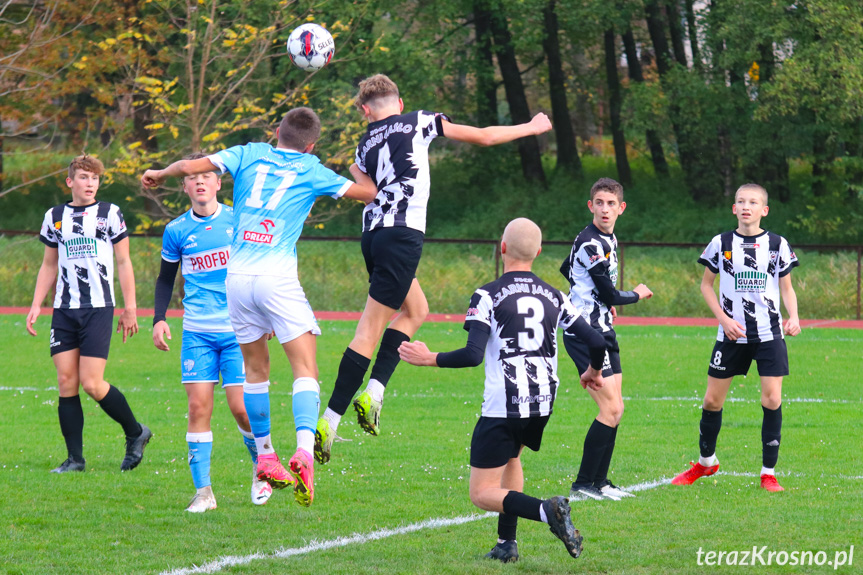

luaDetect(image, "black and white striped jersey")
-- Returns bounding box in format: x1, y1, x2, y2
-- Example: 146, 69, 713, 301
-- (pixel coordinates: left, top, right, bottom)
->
464, 271, 581, 419
39, 201, 128, 309
355, 110, 448, 233
699, 230, 799, 343
560, 223, 629, 332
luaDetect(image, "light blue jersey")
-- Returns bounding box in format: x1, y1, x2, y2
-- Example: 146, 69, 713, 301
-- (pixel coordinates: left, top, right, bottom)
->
161, 204, 234, 333
208, 143, 351, 277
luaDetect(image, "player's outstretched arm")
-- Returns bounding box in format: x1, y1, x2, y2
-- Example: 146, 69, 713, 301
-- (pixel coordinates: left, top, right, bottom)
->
398, 341, 438, 366
700, 268, 744, 341
344, 163, 378, 204
26, 246, 59, 336
779, 274, 801, 336
441, 113, 552, 147
399, 323, 490, 369
114, 237, 138, 343
141, 157, 219, 188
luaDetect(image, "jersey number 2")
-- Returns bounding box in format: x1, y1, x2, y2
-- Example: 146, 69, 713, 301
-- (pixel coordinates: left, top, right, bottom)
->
245, 165, 297, 210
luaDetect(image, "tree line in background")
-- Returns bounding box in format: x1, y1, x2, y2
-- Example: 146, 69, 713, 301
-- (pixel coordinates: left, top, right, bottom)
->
2, 0, 862, 239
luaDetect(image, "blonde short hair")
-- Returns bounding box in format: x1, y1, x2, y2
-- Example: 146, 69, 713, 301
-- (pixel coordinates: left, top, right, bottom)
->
735, 183, 768, 204
502, 218, 542, 262
355, 74, 400, 110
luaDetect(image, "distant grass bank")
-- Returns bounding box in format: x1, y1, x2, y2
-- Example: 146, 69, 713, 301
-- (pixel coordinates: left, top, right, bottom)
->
1, 235, 858, 319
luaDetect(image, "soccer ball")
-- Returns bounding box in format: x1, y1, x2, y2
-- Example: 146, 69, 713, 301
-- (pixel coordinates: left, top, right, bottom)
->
287, 24, 335, 72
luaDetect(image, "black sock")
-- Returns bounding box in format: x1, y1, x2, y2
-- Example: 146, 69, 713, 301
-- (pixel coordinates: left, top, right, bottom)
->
699, 408, 723, 459
501, 491, 543, 522
761, 404, 782, 468
593, 425, 618, 487
327, 347, 371, 415
497, 513, 518, 541
369, 329, 410, 388
97, 385, 141, 438
575, 419, 615, 487
58, 395, 85, 461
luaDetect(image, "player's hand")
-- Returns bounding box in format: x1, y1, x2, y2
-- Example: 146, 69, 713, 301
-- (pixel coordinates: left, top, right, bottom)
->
610, 306, 617, 319
634, 284, 653, 300
266, 330, 276, 341
153, 320, 171, 351
529, 112, 553, 135
580, 366, 606, 391
118, 308, 139, 343
141, 169, 165, 189
25, 306, 40, 336
398, 341, 437, 367
720, 316, 745, 341
784, 317, 801, 337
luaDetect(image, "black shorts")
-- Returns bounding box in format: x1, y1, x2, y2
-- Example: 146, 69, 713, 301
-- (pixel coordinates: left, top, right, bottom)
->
50, 307, 114, 359
361, 226, 424, 309
563, 328, 620, 378
707, 338, 789, 378
470, 416, 550, 469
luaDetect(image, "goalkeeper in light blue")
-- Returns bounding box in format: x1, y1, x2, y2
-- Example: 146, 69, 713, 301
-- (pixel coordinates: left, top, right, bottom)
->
143, 108, 377, 507
152, 153, 272, 512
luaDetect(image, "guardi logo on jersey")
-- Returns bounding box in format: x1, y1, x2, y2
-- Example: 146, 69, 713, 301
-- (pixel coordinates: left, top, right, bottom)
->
735, 270, 768, 292
65, 237, 98, 259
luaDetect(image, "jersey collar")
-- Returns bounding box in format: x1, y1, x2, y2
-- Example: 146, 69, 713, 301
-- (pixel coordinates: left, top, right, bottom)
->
190, 203, 222, 223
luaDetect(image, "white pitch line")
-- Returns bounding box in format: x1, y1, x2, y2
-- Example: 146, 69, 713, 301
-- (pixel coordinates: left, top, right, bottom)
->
161, 475, 671, 575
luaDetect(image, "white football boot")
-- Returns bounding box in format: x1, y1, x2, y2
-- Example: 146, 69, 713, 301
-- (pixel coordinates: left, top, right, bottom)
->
186, 485, 218, 513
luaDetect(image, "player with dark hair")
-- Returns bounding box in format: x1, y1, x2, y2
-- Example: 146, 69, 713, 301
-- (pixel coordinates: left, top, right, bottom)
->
315, 73, 553, 464
671, 183, 800, 492
152, 153, 272, 512
561, 177, 653, 500
399, 218, 608, 563
27, 155, 151, 473
142, 107, 377, 506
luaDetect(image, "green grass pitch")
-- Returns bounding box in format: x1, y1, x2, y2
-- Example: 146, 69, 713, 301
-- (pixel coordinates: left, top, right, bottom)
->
0, 315, 861, 574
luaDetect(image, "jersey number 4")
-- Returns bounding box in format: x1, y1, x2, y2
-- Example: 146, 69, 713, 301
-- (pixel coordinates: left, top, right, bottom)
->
245, 166, 298, 210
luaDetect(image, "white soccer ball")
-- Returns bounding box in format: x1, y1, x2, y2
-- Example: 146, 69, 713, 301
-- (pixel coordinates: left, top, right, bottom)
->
287, 23, 335, 72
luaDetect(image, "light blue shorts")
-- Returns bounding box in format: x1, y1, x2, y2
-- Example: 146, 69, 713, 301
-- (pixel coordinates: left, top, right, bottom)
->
181, 331, 245, 387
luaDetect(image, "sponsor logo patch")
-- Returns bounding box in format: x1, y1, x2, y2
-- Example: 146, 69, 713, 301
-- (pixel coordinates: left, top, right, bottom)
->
65, 237, 98, 259
735, 270, 768, 292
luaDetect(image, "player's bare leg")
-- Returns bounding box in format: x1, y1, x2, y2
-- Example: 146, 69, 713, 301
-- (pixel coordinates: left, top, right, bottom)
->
280, 332, 320, 506
471, 451, 582, 560
241, 336, 293, 490
672, 376, 732, 486
51, 350, 86, 472
185, 382, 217, 511
572, 374, 627, 500
759, 376, 784, 491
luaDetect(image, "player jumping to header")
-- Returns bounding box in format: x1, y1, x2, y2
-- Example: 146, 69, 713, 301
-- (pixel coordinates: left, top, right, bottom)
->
142, 108, 377, 506
399, 218, 608, 562
671, 183, 800, 492
315, 74, 553, 464
152, 154, 272, 512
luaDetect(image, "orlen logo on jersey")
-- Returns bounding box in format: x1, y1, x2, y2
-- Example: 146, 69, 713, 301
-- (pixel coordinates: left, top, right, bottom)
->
182, 247, 230, 275
243, 219, 275, 244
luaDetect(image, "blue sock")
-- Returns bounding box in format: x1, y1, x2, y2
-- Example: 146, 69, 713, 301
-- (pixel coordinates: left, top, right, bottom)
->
243, 381, 271, 438
187, 431, 213, 489
293, 378, 320, 453
238, 425, 258, 465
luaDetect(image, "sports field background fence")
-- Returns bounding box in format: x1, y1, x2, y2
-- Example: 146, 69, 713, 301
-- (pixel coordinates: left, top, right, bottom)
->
1, 231, 860, 320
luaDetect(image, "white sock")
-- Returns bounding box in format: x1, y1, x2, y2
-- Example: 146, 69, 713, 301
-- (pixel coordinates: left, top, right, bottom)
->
699, 454, 718, 467
255, 434, 275, 456
297, 429, 315, 454
366, 379, 386, 403
539, 502, 548, 524
761, 466, 775, 476
323, 407, 342, 432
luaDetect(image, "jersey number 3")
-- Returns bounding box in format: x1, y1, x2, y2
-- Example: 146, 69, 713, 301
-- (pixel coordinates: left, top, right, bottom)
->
517, 297, 545, 352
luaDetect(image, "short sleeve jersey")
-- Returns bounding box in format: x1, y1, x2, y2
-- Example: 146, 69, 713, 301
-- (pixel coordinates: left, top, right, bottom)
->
354, 110, 448, 234
561, 223, 618, 332
208, 143, 351, 277
39, 201, 128, 309
464, 271, 581, 419
698, 230, 799, 343
161, 204, 234, 333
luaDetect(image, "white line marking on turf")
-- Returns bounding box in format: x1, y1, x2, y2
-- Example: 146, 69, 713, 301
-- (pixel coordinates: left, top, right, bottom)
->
162, 475, 673, 575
